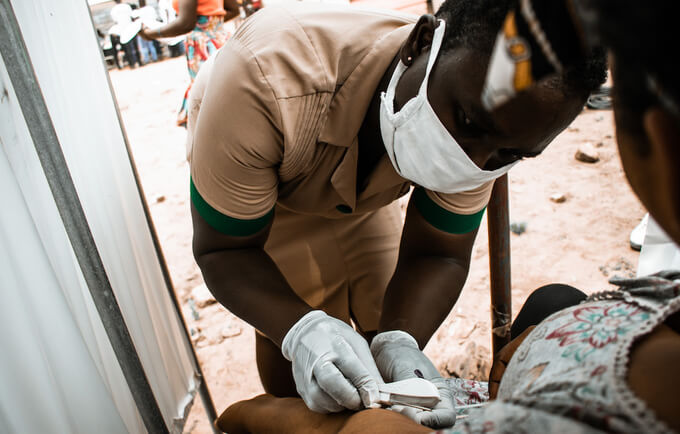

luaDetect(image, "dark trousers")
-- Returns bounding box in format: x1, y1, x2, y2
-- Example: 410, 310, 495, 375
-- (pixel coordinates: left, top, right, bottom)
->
103, 47, 121, 69
168, 41, 185, 58
121, 40, 140, 67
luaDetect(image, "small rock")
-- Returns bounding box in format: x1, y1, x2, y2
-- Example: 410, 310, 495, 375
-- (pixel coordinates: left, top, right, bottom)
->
195, 337, 210, 348
575, 143, 600, 163
207, 334, 225, 346
598, 265, 610, 277
605, 134, 613, 139
187, 299, 200, 320
154, 194, 166, 203
595, 141, 604, 148
191, 330, 205, 344
549, 193, 567, 203
510, 221, 527, 235
460, 323, 478, 340
191, 284, 216, 308
595, 115, 604, 122
568, 127, 580, 133
443, 342, 491, 381
221, 324, 242, 339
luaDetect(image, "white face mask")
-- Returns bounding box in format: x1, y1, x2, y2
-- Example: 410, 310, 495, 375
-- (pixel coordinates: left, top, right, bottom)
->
379, 20, 517, 194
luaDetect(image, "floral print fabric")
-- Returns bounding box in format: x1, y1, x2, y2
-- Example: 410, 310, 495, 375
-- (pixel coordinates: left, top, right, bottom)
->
442, 271, 680, 433
544, 302, 651, 361
177, 15, 230, 127
447, 378, 488, 419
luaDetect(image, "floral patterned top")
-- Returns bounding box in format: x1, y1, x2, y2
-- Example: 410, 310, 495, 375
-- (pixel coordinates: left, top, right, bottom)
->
443, 270, 680, 433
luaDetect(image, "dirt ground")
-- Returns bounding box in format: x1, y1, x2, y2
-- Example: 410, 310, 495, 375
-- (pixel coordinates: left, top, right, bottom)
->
106, 6, 645, 433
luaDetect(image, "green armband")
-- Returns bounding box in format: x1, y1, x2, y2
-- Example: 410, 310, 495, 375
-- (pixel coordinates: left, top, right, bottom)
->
413, 187, 485, 234
190, 178, 273, 236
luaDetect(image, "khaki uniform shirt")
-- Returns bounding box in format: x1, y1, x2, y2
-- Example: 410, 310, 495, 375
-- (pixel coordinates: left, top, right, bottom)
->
189, 3, 493, 225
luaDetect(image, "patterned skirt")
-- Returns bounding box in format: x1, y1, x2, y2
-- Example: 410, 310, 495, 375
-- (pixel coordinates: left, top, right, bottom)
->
177, 15, 230, 127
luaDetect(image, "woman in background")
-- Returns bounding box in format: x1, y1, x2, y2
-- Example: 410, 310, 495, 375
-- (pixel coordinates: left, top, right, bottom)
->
140, 0, 240, 127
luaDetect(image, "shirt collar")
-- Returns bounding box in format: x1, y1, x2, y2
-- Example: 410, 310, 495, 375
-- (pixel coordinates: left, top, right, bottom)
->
318, 24, 414, 148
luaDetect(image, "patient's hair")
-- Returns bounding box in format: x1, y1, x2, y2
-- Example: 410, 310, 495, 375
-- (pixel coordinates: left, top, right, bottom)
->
435, 0, 607, 96
595, 0, 678, 117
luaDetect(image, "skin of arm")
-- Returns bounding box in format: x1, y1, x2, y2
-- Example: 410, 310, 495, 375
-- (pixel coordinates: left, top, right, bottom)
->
141, 0, 239, 39
223, 0, 240, 22
149, 0, 198, 38
191, 203, 313, 346
217, 394, 430, 434
378, 195, 479, 348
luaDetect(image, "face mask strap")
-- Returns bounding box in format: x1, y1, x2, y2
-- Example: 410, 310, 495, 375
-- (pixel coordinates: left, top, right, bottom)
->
418, 20, 446, 96
384, 61, 408, 107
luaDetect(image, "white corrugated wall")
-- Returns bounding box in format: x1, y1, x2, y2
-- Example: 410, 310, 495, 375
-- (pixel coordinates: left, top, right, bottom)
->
0, 1, 198, 432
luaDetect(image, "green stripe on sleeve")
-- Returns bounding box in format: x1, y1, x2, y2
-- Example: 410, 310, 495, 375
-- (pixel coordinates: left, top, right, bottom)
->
190, 178, 273, 236
413, 187, 486, 234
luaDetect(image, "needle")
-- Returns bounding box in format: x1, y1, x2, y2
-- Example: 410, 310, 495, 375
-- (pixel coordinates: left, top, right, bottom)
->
387, 400, 433, 411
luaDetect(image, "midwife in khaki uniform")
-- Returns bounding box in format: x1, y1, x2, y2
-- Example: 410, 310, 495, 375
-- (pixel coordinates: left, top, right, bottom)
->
188, 0, 605, 428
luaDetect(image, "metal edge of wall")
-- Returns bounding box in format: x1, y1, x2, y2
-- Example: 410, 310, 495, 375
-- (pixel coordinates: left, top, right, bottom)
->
83, 5, 220, 433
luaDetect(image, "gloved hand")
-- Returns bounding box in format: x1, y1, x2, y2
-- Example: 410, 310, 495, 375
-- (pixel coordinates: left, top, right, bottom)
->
371, 330, 456, 429
281, 310, 383, 413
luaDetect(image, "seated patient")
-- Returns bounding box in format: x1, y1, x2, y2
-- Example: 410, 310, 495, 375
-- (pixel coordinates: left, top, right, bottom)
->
216, 0, 680, 433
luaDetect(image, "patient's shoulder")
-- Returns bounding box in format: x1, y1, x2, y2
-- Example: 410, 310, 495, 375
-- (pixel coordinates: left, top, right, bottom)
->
627, 323, 680, 432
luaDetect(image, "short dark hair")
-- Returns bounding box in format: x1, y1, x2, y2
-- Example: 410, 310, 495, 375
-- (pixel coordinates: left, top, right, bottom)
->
435, 0, 607, 96
435, 0, 512, 53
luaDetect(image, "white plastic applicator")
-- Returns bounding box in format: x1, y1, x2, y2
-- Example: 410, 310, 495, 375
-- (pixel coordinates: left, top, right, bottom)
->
376, 378, 441, 411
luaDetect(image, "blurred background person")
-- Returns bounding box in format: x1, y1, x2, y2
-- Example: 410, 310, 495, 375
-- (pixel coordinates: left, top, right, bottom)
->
139, 0, 241, 127
241, 0, 263, 17
97, 28, 122, 69
133, 3, 161, 63
109, 0, 142, 68
157, 0, 187, 57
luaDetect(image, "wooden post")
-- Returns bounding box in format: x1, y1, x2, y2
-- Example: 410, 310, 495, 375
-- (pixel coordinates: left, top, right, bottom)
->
487, 174, 512, 363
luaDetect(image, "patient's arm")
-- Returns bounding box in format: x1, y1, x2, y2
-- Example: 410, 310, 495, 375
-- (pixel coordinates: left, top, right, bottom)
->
339, 408, 432, 434
627, 323, 680, 433
488, 326, 535, 400
217, 394, 430, 434
217, 395, 350, 434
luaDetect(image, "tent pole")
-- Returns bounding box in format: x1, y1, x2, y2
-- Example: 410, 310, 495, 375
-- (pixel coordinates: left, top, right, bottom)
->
487, 174, 512, 364
0, 2, 168, 432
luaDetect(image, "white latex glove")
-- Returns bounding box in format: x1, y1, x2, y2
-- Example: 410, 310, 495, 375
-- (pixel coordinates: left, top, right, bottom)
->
281, 310, 383, 413
371, 330, 456, 429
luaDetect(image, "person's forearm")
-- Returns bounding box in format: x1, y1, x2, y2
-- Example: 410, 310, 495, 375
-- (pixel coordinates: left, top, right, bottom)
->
197, 247, 313, 346
155, 18, 196, 38
154, 0, 198, 38
223, 0, 240, 22
379, 257, 468, 348
224, 10, 239, 22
